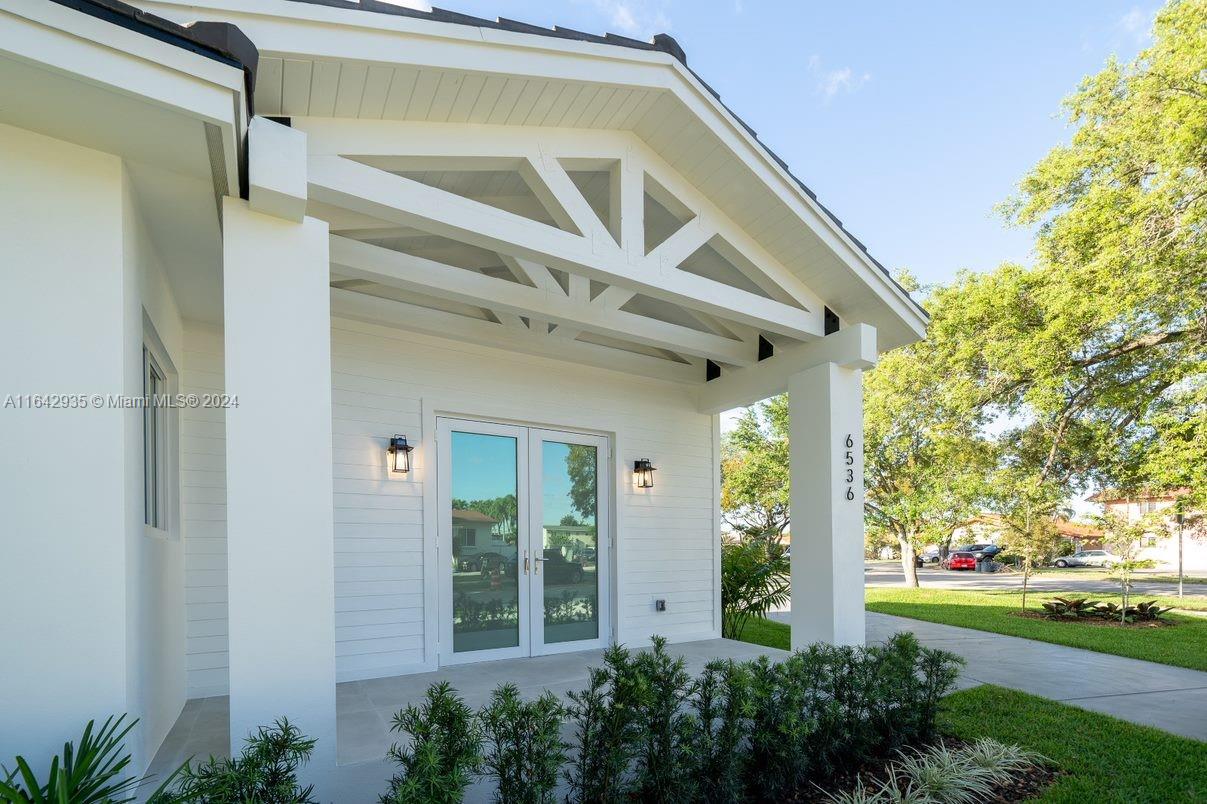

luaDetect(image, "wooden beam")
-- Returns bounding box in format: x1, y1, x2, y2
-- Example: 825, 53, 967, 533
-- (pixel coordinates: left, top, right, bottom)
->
697, 323, 878, 413
329, 235, 755, 365
331, 288, 699, 384
308, 155, 822, 340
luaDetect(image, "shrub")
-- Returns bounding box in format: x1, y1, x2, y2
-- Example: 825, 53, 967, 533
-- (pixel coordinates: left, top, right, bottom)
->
167, 717, 317, 803
380, 681, 481, 804
630, 636, 697, 803
744, 635, 963, 801
563, 644, 645, 803
0, 715, 180, 804
1040, 597, 1100, 619
688, 659, 752, 804
823, 738, 1048, 804
1130, 600, 1174, 622
478, 684, 566, 804
745, 654, 813, 801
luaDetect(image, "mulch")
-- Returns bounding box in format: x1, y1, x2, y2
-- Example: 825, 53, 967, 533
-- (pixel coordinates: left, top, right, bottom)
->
796, 736, 1060, 802
1010, 610, 1177, 628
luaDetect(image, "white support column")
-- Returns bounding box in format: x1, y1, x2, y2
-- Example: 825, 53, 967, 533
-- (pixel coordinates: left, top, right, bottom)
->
788, 361, 866, 648
222, 197, 337, 784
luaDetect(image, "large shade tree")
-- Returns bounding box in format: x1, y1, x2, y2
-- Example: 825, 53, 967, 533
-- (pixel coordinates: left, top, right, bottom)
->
863, 279, 996, 587
721, 395, 790, 537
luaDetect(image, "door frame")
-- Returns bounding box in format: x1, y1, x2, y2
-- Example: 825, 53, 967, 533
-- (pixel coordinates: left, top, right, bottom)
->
527, 427, 612, 657
435, 415, 613, 667
436, 417, 531, 666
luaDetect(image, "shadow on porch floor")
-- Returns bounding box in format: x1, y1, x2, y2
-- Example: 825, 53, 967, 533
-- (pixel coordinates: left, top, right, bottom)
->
147, 637, 787, 777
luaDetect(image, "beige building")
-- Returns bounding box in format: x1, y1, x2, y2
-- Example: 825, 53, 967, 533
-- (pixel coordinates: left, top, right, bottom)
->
1088, 489, 1206, 573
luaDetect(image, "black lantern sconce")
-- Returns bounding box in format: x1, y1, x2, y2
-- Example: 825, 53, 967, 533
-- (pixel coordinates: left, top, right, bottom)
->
634, 458, 656, 488
388, 434, 413, 474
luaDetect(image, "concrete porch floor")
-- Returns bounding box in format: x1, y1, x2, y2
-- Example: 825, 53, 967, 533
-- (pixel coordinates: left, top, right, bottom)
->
147, 637, 788, 778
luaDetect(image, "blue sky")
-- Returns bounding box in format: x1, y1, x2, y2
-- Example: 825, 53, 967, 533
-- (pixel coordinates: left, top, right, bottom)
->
432, 0, 1157, 288
451, 432, 583, 526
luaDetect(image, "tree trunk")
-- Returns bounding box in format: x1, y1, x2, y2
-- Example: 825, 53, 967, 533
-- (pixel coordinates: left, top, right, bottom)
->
899, 537, 919, 588
1021, 556, 1031, 610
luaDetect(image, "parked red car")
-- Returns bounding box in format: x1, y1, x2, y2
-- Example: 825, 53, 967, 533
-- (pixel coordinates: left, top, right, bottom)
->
942, 551, 977, 571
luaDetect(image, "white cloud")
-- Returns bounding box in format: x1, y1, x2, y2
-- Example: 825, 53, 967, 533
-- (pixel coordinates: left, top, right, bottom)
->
808, 55, 871, 100
1116, 6, 1154, 43
584, 0, 671, 38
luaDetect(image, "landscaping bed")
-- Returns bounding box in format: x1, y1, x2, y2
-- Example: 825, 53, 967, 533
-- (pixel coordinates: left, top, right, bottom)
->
865, 587, 1207, 671
942, 685, 1207, 803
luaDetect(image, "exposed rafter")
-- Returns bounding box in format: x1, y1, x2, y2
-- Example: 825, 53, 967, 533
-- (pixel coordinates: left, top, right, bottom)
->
329, 235, 754, 365
308, 155, 823, 341
331, 287, 698, 384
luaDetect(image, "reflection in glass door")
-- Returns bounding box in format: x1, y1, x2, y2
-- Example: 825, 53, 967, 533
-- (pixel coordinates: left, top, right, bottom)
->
532, 434, 607, 650
439, 419, 529, 662
438, 418, 609, 664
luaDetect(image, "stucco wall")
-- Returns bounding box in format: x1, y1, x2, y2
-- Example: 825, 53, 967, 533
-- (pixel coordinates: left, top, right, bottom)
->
181, 315, 721, 693
0, 123, 188, 775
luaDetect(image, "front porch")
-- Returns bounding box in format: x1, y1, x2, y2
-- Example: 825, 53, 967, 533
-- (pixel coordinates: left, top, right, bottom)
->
148, 637, 786, 775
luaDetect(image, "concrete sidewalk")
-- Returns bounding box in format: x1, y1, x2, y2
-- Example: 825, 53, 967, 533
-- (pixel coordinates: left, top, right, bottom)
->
769, 611, 1207, 741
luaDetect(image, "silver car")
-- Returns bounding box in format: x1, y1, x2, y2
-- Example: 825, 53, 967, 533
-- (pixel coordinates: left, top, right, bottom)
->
1053, 550, 1119, 568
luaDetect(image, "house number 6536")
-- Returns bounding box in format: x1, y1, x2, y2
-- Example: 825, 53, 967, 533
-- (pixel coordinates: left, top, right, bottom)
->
843, 434, 855, 501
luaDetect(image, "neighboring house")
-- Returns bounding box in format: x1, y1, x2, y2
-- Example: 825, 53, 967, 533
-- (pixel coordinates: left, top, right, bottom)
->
1088, 489, 1206, 572
948, 514, 1009, 548
0, 0, 927, 795
451, 508, 505, 562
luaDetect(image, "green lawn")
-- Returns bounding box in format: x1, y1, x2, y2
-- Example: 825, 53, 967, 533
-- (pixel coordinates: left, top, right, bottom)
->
736, 616, 790, 651
734, 621, 1207, 800
942, 685, 1207, 803
865, 587, 1207, 671
1030, 567, 1207, 587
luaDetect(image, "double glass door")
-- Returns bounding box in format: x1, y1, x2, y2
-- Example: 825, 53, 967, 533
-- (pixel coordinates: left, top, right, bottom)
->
436, 417, 610, 663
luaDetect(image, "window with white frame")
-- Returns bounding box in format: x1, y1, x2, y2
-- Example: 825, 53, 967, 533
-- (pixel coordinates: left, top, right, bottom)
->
143, 347, 167, 530
455, 526, 476, 548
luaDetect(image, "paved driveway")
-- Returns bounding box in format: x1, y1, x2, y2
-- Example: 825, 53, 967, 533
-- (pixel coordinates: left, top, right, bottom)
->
771, 611, 1207, 741
866, 561, 1206, 599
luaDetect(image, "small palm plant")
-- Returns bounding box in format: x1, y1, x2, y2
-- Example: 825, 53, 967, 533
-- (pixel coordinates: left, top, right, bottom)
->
0, 715, 181, 804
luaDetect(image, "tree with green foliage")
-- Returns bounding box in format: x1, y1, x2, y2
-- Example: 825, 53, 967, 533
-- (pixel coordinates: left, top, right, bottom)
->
863, 274, 997, 587
721, 396, 790, 537
982, 0, 1205, 497
989, 466, 1069, 610
1095, 511, 1163, 621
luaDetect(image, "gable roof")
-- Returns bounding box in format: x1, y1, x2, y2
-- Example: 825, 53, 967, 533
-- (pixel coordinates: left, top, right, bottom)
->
273, 0, 928, 321
68, 0, 927, 328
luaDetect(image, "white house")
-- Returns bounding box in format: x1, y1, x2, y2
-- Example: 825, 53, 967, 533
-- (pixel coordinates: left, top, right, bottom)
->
0, 0, 927, 797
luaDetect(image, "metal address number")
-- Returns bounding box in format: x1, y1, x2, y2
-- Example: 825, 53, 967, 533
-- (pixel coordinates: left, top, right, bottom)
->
843, 434, 855, 501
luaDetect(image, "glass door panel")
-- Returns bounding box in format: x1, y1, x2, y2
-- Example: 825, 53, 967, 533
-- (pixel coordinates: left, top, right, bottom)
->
529, 428, 609, 655
538, 440, 600, 644
449, 429, 522, 654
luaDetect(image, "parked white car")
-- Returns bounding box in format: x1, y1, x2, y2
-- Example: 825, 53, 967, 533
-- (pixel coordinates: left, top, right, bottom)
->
1053, 550, 1120, 568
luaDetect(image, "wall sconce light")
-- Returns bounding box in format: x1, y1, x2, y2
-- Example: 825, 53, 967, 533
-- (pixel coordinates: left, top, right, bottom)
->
634, 458, 656, 488
388, 434, 413, 474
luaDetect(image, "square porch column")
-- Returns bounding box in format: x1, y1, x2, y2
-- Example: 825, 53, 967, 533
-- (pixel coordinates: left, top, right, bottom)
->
788, 361, 866, 648
222, 197, 337, 777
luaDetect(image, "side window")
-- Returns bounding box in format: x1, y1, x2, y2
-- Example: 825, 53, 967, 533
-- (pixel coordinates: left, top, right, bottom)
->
143, 347, 166, 529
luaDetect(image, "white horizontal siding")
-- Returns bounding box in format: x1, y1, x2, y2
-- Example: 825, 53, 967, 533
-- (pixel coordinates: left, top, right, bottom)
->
181, 317, 720, 694
180, 324, 229, 698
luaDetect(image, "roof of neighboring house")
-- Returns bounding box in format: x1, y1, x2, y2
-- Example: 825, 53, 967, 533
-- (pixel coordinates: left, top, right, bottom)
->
1087, 488, 1191, 504
452, 509, 497, 524
1052, 520, 1103, 539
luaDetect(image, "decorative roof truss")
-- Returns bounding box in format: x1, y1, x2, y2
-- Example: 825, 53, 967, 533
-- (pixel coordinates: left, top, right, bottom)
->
307, 126, 829, 383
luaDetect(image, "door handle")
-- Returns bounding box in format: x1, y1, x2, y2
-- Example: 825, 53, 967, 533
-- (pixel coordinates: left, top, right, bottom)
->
523, 550, 530, 575
533, 555, 546, 575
